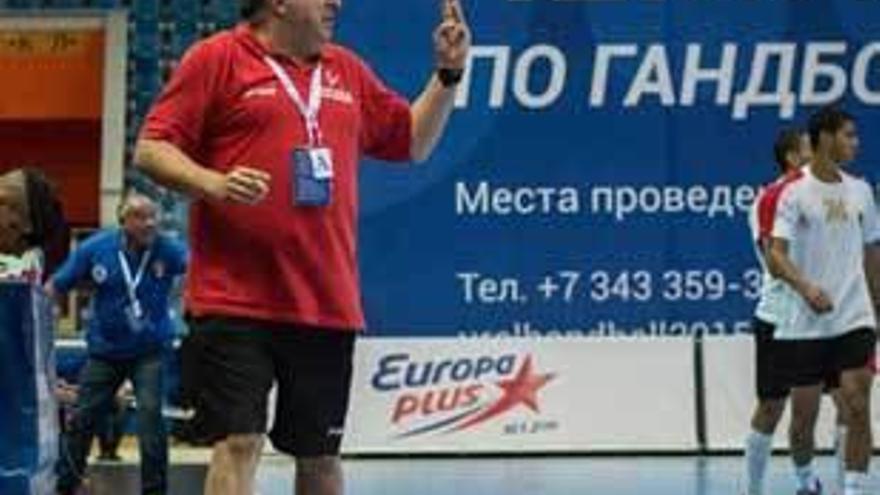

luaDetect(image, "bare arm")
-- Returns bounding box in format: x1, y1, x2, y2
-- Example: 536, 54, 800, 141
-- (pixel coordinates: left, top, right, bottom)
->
409, 0, 471, 163
860, 181, 880, 317
134, 139, 270, 204
134, 140, 223, 199
410, 78, 457, 163
767, 237, 833, 313
864, 243, 880, 312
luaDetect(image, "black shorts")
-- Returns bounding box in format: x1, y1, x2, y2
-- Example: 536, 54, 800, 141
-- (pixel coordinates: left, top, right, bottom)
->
186, 316, 356, 456
753, 318, 790, 400
778, 327, 876, 389
753, 318, 842, 399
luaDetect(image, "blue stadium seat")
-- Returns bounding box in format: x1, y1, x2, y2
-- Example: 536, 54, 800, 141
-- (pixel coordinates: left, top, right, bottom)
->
170, 0, 198, 21
132, 0, 159, 21
169, 25, 197, 60
203, 0, 237, 28
132, 51, 162, 99
133, 19, 161, 59
215, 2, 237, 28
133, 91, 157, 123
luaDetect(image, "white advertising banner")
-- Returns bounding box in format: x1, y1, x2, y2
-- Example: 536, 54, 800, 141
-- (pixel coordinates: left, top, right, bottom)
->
342, 338, 697, 454
703, 336, 880, 451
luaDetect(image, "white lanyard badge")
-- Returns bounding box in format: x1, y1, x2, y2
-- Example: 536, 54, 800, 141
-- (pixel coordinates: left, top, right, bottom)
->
118, 249, 150, 319
264, 56, 323, 146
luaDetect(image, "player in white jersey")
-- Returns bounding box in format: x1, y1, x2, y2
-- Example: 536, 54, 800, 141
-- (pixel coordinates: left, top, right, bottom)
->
743, 128, 813, 495
766, 106, 880, 495
744, 129, 850, 495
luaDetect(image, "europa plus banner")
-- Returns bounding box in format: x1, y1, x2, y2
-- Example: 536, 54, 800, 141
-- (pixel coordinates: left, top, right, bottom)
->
339, 1, 880, 337
342, 338, 696, 452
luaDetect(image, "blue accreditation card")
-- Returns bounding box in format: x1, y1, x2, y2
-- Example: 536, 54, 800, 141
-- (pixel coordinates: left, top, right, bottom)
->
125, 302, 146, 334
292, 147, 334, 207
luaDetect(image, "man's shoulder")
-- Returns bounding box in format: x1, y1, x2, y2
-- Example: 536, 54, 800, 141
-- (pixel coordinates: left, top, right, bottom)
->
79, 229, 118, 252
324, 43, 374, 73
762, 169, 806, 203
178, 28, 238, 66
325, 43, 362, 62
155, 233, 186, 253
196, 28, 238, 50
842, 170, 871, 191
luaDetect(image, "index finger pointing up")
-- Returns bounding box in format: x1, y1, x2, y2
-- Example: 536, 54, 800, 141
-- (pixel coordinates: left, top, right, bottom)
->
444, 0, 465, 24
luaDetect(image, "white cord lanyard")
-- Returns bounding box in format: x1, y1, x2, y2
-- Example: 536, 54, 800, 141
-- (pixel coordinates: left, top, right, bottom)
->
264, 55, 324, 146
118, 248, 150, 319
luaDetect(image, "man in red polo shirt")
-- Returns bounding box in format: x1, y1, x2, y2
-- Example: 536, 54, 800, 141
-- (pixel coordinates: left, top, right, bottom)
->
134, 0, 471, 493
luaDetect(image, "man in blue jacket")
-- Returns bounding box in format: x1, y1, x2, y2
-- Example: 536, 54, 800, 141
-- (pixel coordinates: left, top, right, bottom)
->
48, 190, 187, 495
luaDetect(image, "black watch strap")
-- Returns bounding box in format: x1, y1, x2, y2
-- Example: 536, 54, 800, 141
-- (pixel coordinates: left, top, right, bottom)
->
437, 68, 464, 87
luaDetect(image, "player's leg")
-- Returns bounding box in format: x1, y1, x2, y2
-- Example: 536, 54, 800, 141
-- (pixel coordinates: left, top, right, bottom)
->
268, 326, 355, 495
785, 338, 826, 494
744, 319, 789, 495
187, 317, 275, 495
834, 329, 875, 495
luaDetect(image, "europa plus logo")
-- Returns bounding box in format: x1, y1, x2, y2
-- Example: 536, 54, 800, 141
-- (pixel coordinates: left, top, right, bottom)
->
370, 352, 557, 438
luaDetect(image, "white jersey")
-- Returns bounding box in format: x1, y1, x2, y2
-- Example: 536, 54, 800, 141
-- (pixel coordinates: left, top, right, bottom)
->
749, 181, 789, 325
769, 167, 880, 340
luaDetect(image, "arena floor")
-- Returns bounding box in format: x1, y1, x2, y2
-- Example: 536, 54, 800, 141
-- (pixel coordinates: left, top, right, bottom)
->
87, 451, 868, 495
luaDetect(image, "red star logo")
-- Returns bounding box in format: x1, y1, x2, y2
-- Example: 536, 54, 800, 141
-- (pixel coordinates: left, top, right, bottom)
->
451, 356, 555, 432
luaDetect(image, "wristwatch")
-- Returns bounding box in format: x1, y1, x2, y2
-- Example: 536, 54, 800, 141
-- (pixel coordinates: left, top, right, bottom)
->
437, 67, 464, 88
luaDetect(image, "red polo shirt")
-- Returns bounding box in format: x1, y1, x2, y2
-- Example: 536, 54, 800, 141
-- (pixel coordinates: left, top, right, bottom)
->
140, 24, 412, 330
